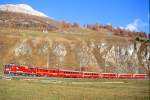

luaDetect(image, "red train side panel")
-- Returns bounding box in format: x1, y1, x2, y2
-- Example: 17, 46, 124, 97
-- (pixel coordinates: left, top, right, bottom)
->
118, 74, 133, 78
3, 64, 148, 79
133, 74, 147, 79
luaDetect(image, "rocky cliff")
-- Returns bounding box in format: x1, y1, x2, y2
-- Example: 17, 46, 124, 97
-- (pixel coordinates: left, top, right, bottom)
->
0, 29, 149, 74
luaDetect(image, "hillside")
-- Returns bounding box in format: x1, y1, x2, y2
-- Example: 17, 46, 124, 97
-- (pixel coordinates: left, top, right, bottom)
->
0, 6, 149, 74
0, 4, 48, 17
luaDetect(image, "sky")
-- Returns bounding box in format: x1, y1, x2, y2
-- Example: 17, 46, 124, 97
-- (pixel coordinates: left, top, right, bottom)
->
0, 0, 149, 33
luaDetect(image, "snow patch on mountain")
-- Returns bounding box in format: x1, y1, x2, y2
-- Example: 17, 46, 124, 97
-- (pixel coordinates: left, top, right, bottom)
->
0, 4, 48, 17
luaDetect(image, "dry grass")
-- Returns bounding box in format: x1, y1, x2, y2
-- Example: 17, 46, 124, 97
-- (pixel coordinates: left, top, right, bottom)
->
0, 27, 137, 71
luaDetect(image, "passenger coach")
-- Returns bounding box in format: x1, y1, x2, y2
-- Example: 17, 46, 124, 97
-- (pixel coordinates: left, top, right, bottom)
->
4, 64, 148, 79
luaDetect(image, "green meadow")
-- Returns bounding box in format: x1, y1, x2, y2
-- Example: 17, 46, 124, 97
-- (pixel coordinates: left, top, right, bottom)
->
0, 77, 149, 100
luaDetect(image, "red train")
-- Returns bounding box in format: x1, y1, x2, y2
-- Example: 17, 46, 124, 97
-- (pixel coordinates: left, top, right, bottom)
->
4, 64, 148, 79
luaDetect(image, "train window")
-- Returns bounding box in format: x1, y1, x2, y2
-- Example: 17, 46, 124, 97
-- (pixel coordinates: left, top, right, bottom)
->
5, 65, 9, 68
29, 68, 32, 70
64, 71, 67, 74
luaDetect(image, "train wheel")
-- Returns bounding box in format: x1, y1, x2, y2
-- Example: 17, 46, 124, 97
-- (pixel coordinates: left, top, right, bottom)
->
14, 73, 19, 76
21, 73, 27, 76
32, 74, 37, 77
10, 72, 14, 76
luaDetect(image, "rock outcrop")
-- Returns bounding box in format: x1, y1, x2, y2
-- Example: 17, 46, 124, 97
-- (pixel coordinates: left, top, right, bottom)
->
1, 36, 149, 74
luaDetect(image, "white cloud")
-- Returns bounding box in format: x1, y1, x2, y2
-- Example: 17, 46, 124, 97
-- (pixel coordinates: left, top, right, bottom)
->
125, 19, 148, 32
125, 19, 140, 31
116, 18, 149, 33
119, 26, 124, 29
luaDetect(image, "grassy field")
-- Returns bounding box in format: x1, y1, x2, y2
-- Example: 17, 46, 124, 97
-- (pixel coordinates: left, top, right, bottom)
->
0, 63, 3, 77
0, 78, 149, 100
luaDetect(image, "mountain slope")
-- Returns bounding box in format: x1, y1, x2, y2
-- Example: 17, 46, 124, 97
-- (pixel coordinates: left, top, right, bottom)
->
0, 4, 149, 74
0, 11, 60, 31
0, 4, 48, 17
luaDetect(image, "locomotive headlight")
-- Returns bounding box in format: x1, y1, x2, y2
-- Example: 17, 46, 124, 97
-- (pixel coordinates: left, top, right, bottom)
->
5, 68, 10, 71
